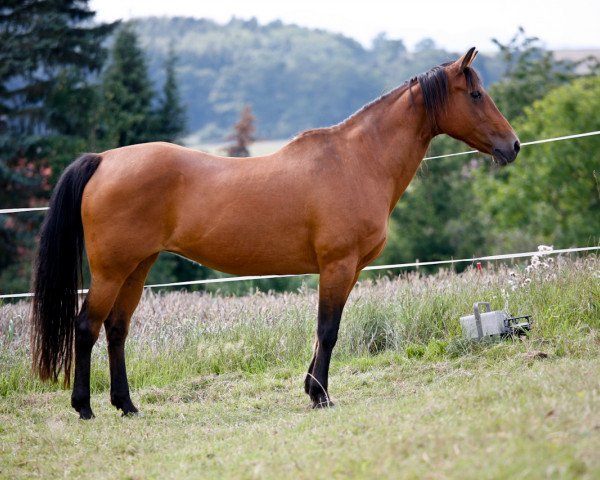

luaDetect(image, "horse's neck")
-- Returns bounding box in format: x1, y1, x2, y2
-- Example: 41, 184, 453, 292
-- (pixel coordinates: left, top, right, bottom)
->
341, 86, 434, 209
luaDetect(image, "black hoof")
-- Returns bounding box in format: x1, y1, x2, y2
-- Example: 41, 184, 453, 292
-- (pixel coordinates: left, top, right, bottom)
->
111, 393, 138, 416
310, 391, 334, 409
72, 395, 94, 419
120, 404, 139, 417
312, 398, 335, 409
78, 407, 95, 420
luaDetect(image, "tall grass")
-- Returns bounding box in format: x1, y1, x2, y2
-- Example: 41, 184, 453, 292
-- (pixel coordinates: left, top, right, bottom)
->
1, 255, 598, 396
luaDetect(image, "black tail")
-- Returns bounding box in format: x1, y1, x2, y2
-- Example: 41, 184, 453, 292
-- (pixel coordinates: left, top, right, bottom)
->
31, 153, 102, 386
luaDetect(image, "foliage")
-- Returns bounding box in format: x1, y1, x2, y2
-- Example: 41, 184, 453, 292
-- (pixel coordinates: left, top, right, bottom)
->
134, 17, 504, 141
488, 27, 577, 121
153, 46, 187, 143
0, 0, 116, 293
3, 254, 598, 391
101, 24, 155, 147
0, 0, 116, 131
100, 23, 187, 148
477, 76, 600, 250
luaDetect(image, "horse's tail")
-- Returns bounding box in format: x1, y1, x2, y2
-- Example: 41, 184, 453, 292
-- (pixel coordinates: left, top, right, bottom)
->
31, 153, 102, 387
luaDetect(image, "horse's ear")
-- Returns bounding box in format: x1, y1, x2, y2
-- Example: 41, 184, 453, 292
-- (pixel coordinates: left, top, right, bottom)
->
458, 47, 478, 70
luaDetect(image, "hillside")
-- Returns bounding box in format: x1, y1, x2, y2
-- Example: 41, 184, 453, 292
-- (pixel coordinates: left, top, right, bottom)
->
133, 17, 504, 141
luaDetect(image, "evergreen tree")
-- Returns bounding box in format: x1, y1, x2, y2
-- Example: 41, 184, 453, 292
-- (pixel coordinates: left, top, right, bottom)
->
154, 46, 186, 143
102, 24, 154, 147
0, 0, 116, 134
0, 0, 116, 293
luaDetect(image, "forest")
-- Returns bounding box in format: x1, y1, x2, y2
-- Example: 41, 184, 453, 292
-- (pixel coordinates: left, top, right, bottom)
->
134, 16, 507, 141
0, 2, 598, 295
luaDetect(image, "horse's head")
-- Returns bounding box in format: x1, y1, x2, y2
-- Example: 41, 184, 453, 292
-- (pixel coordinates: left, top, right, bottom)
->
434, 47, 520, 166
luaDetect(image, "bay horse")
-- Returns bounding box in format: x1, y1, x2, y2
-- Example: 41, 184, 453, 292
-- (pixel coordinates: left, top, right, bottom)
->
31, 48, 519, 418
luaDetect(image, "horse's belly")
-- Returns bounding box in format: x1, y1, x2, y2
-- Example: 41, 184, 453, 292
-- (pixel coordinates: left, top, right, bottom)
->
170, 226, 319, 276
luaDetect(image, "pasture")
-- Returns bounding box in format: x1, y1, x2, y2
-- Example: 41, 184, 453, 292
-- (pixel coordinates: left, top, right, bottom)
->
1, 255, 599, 479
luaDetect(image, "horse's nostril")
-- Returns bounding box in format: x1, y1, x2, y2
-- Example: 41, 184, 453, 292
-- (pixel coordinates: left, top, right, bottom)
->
514, 141, 521, 154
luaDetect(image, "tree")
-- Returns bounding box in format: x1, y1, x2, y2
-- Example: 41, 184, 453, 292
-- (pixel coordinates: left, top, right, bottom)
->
477, 76, 600, 250
489, 27, 576, 121
0, 0, 116, 293
225, 105, 256, 157
102, 24, 154, 147
0, 0, 116, 134
134, 17, 507, 142
153, 46, 186, 143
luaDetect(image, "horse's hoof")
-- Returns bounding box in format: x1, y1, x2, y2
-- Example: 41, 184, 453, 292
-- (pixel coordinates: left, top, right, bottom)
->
111, 393, 139, 417
312, 398, 335, 409
78, 408, 95, 420
121, 409, 140, 418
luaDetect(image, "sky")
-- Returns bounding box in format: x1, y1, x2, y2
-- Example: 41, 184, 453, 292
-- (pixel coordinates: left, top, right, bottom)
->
88, 0, 600, 52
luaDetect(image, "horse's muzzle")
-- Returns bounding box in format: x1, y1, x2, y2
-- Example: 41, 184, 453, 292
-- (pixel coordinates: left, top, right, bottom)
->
493, 139, 520, 166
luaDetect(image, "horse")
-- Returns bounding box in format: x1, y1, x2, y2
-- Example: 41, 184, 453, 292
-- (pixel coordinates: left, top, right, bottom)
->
31, 48, 519, 418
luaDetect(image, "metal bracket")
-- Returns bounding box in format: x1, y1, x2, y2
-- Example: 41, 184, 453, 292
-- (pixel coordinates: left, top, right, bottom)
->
473, 302, 491, 340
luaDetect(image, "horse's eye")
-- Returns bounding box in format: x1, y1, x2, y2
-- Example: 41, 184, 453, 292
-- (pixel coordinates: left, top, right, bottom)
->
470, 91, 482, 101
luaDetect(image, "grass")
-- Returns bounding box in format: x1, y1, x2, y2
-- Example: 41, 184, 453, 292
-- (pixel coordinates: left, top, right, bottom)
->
0, 254, 599, 478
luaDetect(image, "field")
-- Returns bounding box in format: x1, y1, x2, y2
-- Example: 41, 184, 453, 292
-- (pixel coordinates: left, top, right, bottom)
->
1, 255, 599, 479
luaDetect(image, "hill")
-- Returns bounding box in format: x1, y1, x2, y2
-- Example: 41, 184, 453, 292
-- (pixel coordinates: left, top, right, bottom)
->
133, 17, 505, 141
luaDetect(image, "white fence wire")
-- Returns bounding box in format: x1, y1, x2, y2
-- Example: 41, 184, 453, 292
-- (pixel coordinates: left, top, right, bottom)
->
1, 245, 598, 299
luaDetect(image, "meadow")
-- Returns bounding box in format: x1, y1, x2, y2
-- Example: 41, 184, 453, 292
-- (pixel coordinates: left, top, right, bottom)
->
1, 254, 599, 479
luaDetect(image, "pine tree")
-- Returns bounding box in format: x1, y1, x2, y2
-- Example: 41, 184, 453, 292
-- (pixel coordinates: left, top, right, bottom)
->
102, 24, 154, 147
154, 46, 186, 143
0, 0, 116, 293
0, 0, 117, 134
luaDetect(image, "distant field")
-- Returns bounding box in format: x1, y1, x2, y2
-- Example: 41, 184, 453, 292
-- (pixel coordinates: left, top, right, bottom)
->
1, 255, 599, 478
553, 49, 600, 74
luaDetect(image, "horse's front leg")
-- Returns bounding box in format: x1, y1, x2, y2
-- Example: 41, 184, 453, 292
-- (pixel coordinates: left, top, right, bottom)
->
305, 260, 358, 408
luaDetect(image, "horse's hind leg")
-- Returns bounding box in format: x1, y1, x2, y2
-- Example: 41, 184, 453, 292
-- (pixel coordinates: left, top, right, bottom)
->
104, 254, 158, 416
71, 277, 124, 419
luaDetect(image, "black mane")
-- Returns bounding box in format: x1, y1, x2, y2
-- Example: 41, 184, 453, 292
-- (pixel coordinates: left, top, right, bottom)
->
350, 62, 481, 126
417, 64, 481, 127
295, 62, 480, 139
416, 65, 449, 126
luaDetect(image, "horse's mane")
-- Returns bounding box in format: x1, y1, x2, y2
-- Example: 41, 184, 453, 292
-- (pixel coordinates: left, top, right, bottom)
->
294, 62, 482, 140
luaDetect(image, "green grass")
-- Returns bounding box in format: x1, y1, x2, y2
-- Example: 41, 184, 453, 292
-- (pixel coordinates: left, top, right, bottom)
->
1, 255, 599, 478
